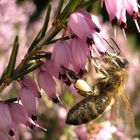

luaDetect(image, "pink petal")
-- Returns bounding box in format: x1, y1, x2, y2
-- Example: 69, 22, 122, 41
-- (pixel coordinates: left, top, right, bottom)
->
19, 87, 37, 117
37, 71, 59, 103
124, 0, 139, 15
68, 11, 93, 41
93, 33, 107, 52
0, 103, 15, 138
70, 37, 89, 72
103, 0, 124, 21
41, 60, 58, 77
22, 76, 40, 98
52, 40, 71, 71
9, 103, 30, 126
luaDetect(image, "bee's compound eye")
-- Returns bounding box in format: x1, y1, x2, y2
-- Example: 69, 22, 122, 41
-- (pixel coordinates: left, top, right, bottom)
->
116, 58, 128, 68
74, 79, 91, 93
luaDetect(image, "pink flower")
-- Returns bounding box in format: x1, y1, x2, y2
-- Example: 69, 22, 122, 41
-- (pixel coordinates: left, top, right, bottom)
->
0, 132, 9, 140
67, 10, 107, 55
93, 121, 117, 140
0, 103, 16, 138
52, 40, 71, 72
75, 125, 88, 140
102, 0, 124, 22
67, 9, 99, 42
9, 103, 47, 133
92, 33, 107, 53
124, 0, 140, 32
19, 87, 37, 119
70, 37, 89, 72
8, 103, 32, 126
21, 76, 41, 98
19, 76, 39, 119
124, 0, 139, 16
36, 67, 60, 103
41, 59, 58, 77
102, 0, 140, 32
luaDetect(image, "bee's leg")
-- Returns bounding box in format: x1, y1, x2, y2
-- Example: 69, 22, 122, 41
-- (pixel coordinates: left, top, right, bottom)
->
91, 59, 109, 80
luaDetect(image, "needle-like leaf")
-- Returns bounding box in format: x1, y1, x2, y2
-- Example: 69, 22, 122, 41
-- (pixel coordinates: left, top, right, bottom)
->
6, 36, 19, 77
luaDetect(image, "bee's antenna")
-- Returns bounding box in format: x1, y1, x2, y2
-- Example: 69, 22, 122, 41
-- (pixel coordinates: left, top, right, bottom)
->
103, 38, 121, 55
110, 38, 121, 55
103, 38, 116, 54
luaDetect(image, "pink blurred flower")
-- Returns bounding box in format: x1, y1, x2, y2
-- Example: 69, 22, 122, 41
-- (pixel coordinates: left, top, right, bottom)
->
52, 40, 71, 72
36, 67, 60, 103
70, 37, 89, 72
75, 125, 88, 140
0, 103, 16, 139
92, 121, 117, 140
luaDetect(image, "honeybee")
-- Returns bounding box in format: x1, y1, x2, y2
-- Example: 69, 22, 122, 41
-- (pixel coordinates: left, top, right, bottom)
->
66, 52, 135, 133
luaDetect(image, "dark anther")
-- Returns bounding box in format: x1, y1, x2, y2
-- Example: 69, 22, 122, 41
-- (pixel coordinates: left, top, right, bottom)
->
95, 28, 100, 33
9, 129, 15, 136
45, 52, 52, 59
111, 17, 120, 26
29, 124, 34, 129
52, 97, 60, 104
38, 93, 42, 98
120, 22, 127, 29
31, 115, 37, 121
86, 37, 94, 46
58, 73, 62, 80
78, 69, 87, 77
65, 80, 71, 86
133, 12, 138, 20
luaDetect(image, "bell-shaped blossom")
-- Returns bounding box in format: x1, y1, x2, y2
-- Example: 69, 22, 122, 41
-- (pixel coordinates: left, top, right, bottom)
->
92, 33, 107, 53
124, 0, 140, 32
70, 37, 89, 72
0, 132, 9, 140
41, 60, 58, 77
124, 0, 139, 16
8, 103, 32, 126
67, 9, 99, 42
19, 87, 37, 119
0, 103, 16, 138
52, 40, 71, 72
8, 103, 47, 132
102, 0, 124, 22
21, 76, 41, 98
36, 68, 60, 103
102, 0, 140, 32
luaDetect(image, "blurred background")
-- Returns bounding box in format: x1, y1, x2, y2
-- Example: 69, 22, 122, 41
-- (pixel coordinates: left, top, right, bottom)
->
0, 0, 140, 139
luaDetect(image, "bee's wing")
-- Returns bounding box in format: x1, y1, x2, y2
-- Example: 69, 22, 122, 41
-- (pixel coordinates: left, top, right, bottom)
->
110, 86, 135, 134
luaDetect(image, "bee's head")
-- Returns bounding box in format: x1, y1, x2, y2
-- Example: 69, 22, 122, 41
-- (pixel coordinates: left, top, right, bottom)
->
100, 52, 129, 69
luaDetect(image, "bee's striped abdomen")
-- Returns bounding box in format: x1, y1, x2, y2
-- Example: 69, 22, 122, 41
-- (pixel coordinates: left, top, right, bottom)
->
66, 94, 110, 125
